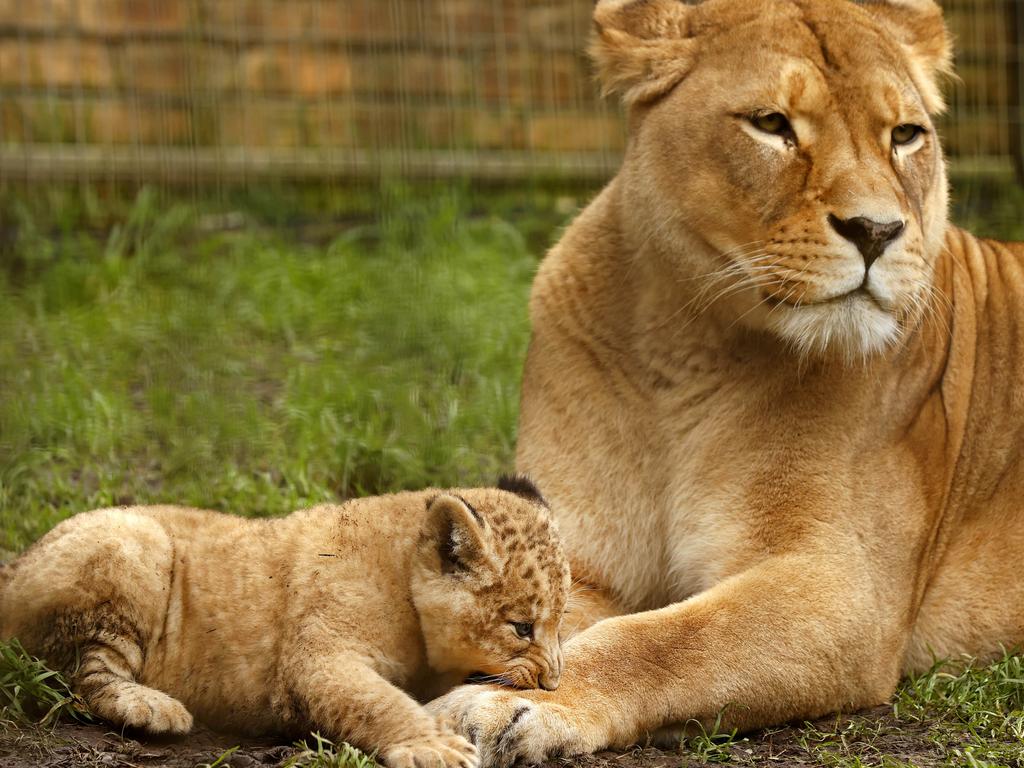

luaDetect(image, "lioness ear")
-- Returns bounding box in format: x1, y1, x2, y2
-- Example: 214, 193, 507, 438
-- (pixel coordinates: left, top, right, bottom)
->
852, 0, 953, 113
421, 494, 491, 576
590, 0, 702, 106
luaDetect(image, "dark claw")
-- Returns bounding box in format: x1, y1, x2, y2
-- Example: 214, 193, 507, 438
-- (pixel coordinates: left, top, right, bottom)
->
492, 705, 531, 768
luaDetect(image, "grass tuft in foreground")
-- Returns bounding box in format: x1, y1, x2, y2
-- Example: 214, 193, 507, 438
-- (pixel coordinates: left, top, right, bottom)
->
284, 733, 379, 768
681, 710, 741, 764
199, 746, 240, 768
897, 651, 1024, 732
894, 652, 1024, 768
0, 639, 91, 727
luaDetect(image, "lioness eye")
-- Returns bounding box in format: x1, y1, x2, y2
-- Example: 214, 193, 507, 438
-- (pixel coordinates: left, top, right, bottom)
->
750, 112, 794, 140
892, 124, 924, 146
511, 621, 534, 640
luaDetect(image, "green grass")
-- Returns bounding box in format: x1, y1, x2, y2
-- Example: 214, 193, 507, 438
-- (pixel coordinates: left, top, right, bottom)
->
894, 652, 1024, 768
0, 184, 550, 550
0, 639, 91, 727
199, 746, 240, 768
949, 172, 1024, 241
682, 709, 742, 763
284, 734, 378, 768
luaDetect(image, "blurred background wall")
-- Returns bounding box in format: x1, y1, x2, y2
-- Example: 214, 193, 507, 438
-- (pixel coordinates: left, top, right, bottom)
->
0, 0, 1021, 184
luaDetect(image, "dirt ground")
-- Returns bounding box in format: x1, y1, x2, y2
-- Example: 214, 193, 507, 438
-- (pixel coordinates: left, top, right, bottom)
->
0, 706, 979, 768
0, 721, 291, 768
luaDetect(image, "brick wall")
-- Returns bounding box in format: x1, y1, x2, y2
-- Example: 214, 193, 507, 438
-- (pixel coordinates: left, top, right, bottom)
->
0, 1, 1019, 179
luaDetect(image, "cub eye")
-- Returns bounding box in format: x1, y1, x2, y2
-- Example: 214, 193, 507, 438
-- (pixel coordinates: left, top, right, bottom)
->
892, 124, 925, 146
511, 622, 534, 640
750, 112, 795, 140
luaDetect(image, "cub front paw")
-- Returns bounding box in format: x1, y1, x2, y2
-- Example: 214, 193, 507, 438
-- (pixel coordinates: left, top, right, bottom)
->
427, 687, 581, 768
382, 732, 479, 768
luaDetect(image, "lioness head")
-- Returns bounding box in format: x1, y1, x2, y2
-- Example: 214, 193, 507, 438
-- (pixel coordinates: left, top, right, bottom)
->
593, 0, 952, 360
411, 478, 569, 690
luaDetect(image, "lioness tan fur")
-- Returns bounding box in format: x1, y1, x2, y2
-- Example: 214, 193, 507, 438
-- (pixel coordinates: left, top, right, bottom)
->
428, 1, 1024, 765
0, 479, 569, 768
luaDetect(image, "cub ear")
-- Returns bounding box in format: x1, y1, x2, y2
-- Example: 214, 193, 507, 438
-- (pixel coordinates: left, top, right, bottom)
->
496, 474, 547, 507
421, 494, 490, 576
589, 0, 702, 106
852, 0, 953, 113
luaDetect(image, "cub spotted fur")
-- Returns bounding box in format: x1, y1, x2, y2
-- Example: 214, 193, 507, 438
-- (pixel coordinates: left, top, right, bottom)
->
0, 477, 568, 768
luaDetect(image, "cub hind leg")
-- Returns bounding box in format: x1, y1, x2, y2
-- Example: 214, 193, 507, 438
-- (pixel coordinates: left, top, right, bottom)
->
75, 634, 192, 735
1, 507, 192, 734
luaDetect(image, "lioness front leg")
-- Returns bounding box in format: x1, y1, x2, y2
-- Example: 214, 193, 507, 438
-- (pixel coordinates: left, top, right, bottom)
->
287, 651, 478, 768
429, 549, 899, 768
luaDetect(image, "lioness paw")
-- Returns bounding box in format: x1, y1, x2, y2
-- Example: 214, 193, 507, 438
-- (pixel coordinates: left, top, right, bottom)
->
427, 687, 580, 768
382, 732, 479, 768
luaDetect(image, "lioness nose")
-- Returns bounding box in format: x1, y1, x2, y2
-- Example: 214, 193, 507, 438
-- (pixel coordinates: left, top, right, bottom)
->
828, 214, 905, 270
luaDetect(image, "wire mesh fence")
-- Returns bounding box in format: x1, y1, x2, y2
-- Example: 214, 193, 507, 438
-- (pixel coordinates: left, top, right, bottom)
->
0, 0, 1020, 187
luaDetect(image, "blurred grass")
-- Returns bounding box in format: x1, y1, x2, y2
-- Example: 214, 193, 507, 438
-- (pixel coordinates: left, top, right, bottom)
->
948, 171, 1024, 241
0, 183, 571, 550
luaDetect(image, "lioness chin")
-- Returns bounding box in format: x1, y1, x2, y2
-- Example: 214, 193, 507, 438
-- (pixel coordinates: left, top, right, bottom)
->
427, 2, 1024, 766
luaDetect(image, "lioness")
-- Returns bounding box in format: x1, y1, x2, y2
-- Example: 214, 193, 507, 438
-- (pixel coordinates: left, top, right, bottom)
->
0, 478, 569, 768
429, 1, 1024, 764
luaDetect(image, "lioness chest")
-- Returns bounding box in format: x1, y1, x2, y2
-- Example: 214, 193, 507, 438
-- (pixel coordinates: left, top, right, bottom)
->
522, 321, 934, 613
521, 331, 771, 607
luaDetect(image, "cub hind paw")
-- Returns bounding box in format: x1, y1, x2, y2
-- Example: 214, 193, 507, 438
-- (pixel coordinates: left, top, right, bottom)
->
382, 732, 478, 768
105, 684, 193, 735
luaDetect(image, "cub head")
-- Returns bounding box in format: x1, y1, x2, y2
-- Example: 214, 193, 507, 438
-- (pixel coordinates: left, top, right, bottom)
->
411, 476, 569, 690
594, 0, 953, 361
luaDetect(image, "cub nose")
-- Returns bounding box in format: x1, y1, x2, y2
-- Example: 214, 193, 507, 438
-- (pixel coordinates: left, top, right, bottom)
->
828, 214, 905, 270
538, 669, 560, 691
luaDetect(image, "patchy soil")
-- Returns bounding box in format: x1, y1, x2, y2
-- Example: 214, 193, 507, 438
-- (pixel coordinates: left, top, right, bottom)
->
2, 706, 1010, 768
565, 708, 959, 768
0, 722, 291, 768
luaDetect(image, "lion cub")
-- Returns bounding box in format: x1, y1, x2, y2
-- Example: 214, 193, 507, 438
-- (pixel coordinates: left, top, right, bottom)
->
0, 477, 568, 768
